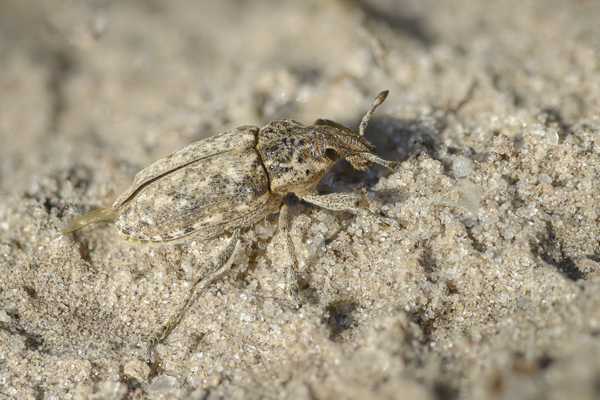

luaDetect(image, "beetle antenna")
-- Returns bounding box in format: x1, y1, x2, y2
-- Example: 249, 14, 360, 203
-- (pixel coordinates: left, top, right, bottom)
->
359, 90, 389, 136
360, 152, 399, 171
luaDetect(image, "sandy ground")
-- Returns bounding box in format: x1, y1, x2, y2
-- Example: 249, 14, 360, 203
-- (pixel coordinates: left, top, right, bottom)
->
1, 0, 600, 399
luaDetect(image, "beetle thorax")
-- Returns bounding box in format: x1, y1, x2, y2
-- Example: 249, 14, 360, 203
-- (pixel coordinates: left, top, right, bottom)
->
257, 120, 335, 195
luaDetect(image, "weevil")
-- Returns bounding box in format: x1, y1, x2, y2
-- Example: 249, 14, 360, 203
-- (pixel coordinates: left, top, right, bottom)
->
58, 90, 400, 362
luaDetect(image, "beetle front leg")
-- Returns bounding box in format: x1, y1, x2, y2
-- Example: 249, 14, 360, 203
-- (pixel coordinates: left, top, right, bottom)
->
299, 193, 400, 228
279, 203, 302, 308
147, 229, 240, 363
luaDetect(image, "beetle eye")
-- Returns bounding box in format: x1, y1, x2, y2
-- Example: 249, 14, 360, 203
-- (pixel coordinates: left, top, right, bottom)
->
325, 148, 339, 162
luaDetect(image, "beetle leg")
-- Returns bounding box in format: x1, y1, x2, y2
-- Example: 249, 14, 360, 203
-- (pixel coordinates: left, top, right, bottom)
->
146, 228, 240, 363
299, 193, 401, 228
279, 203, 302, 308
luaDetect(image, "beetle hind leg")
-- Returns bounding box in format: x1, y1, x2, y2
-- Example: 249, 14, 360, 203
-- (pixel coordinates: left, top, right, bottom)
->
146, 229, 240, 363
279, 203, 302, 308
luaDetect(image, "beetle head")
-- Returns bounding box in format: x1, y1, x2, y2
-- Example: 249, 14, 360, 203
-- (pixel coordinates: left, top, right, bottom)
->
314, 90, 399, 171
257, 91, 398, 196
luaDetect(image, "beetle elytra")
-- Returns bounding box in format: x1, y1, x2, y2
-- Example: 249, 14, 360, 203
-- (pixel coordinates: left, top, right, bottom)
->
58, 90, 400, 362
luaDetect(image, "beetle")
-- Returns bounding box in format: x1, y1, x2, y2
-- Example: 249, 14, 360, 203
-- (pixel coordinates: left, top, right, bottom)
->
58, 90, 400, 362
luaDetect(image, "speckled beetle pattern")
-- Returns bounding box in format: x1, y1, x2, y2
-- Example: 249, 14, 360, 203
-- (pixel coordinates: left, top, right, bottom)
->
58, 91, 400, 362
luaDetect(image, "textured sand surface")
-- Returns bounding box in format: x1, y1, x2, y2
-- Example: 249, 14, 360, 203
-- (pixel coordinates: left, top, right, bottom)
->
1, 1, 600, 399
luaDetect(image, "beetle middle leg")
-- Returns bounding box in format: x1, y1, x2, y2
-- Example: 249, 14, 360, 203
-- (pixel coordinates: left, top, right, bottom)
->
279, 203, 302, 308
299, 193, 400, 228
147, 228, 240, 363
